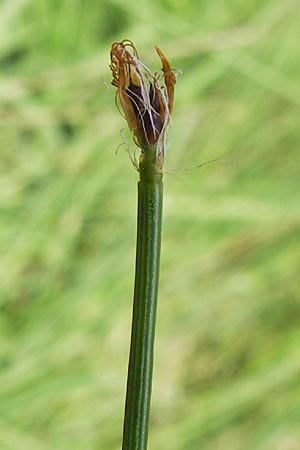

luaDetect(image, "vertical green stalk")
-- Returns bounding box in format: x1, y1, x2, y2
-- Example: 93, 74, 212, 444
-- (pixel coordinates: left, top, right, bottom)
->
109, 39, 175, 450
122, 147, 163, 450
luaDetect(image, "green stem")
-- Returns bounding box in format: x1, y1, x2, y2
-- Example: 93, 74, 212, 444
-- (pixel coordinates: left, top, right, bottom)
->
122, 147, 163, 450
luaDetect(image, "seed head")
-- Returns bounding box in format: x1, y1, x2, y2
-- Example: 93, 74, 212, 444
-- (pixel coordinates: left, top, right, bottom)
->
110, 40, 176, 161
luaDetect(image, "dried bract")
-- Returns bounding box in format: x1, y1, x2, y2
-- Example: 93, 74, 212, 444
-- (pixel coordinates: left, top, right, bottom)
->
110, 40, 176, 159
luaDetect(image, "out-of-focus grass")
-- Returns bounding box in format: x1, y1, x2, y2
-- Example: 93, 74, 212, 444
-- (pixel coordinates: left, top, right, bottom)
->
1, 0, 300, 449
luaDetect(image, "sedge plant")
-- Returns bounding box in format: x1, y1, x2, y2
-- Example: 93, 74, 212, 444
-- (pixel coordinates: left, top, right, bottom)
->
110, 40, 176, 450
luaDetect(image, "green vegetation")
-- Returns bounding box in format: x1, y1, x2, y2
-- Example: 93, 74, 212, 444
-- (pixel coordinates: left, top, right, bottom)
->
1, 0, 299, 449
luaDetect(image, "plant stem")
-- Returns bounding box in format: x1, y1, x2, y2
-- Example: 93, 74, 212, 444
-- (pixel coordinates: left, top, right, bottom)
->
122, 146, 163, 450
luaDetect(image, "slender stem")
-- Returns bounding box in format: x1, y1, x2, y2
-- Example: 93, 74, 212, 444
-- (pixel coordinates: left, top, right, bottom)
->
122, 147, 163, 450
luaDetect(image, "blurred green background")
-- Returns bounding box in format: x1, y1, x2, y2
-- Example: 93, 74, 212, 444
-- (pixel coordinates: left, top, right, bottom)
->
1, 0, 300, 449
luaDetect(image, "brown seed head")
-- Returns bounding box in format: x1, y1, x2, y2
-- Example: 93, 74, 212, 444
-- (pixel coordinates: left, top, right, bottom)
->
110, 40, 176, 158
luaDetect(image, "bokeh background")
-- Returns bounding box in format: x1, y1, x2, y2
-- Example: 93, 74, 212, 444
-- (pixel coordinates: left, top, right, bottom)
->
1, 0, 300, 449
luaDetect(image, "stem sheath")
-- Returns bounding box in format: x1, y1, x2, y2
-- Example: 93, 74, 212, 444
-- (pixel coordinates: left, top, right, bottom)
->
122, 147, 163, 450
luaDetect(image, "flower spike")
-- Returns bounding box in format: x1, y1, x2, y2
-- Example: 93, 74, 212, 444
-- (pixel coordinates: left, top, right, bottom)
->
110, 40, 176, 162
